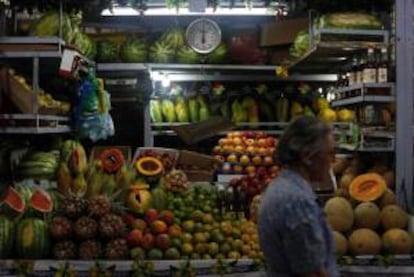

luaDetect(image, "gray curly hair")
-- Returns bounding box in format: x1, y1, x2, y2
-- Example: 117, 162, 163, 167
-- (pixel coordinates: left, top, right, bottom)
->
275, 116, 332, 166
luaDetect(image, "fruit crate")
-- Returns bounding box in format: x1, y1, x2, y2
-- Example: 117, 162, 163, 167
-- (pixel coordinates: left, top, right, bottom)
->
0, 68, 66, 115
89, 146, 132, 164
176, 150, 217, 182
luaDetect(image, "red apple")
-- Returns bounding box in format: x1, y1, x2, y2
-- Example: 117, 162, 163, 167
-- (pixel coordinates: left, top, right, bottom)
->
246, 146, 255, 155
257, 147, 267, 155
234, 145, 245, 154
218, 138, 227, 146
144, 209, 159, 224
233, 137, 243, 146
214, 155, 225, 163
127, 229, 143, 247
269, 165, 279, 174
245, 138, 255, 146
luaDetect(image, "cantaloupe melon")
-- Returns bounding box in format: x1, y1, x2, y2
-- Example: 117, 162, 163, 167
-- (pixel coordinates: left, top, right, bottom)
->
349, 173, 386, 202
382, 228, 413, 255
339, 173, 355, 192
324, 197, 354, 232
382, 171, 395, 189
381, 205, 408, 230
377, 189, 396, 209
354, 202, 381, 230
348, 228, 382, 256
332, 157, 350, 176
333, 231, 348, 256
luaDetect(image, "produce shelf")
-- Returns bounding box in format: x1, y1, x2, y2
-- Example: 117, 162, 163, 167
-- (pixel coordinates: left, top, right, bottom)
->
0, 114, 71, 134
151, 122, 351, 137
337, 143, 394, 152
331, 95, 395, 107
96, 63, 337, 82
288, 28, 389, 73
336, 82, 395, 95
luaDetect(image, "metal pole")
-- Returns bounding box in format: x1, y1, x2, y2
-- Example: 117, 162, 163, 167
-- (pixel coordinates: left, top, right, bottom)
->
32, 56, 40, 129
395, 0, 414, 211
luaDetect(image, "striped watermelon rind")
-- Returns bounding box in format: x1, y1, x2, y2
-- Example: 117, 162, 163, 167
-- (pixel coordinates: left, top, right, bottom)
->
1, 187, 25, 218
0, 216, 14, 258
16, 218, 50, 259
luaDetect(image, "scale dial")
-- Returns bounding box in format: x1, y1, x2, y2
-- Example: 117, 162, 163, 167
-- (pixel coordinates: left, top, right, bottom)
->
186, 18, 222, 54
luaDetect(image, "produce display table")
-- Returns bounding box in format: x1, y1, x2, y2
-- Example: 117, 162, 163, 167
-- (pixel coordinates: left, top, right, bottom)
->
3, 260, 414, 277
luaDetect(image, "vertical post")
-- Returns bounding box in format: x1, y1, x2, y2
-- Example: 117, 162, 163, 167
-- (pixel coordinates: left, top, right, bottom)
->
143, 104, 154, 147
32, 57, 40, 128
395, 0, 414, 211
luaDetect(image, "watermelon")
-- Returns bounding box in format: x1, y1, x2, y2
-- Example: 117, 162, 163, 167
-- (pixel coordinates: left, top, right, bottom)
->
1, 187, 25, 218
0, 216, 14, 258
30, 188, 53, 213
16, 218, 50, 259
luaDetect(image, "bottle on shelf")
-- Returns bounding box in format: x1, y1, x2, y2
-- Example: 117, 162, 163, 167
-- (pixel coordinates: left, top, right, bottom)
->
356, 54, 365, 86
362, 46, 377, 84
349, 56, 359, 86
377, 47, 389, 83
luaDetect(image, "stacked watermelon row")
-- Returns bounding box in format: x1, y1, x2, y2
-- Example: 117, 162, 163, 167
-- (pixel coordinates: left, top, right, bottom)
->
0, 185, 54, 259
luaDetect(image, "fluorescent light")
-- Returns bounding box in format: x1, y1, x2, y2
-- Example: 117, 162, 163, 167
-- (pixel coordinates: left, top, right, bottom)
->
161, 74, 170, 87
101, 6, 280, 16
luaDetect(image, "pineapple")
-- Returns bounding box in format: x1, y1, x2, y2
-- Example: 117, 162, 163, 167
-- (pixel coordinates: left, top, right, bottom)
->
53, 241, 77, 260
78, 240, 103, 260
61, 196, 88, 219
88, 195, 112, 218
104, 238, 128, 260
99, 213, 125, 239
74, 216, 98, 240
49, 216, 73, 240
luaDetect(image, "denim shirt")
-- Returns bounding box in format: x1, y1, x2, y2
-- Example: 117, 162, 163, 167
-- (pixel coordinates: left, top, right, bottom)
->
258, 169, 339, 277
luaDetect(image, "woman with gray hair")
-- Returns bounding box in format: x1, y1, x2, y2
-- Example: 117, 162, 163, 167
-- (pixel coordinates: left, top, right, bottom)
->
258, 116, 339, 277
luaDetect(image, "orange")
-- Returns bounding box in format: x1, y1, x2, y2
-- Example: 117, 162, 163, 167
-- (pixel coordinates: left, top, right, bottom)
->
241, 234, 251, 244
168, 224, 182, 238
242, 245, 252, 255
150, 220, 168, 234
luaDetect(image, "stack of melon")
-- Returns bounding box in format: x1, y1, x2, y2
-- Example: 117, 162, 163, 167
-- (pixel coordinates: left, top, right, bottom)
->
324, 172, 413, 257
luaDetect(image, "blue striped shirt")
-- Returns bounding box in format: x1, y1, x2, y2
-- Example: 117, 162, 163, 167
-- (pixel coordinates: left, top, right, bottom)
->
258, 169, 339, 277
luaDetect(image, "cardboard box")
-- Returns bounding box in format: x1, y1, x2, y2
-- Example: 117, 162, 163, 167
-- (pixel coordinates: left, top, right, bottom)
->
260, 17, 309, 47
177, 150, 216, 171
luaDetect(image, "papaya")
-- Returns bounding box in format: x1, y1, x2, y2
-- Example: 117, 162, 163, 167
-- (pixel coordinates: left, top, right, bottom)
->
150, 99, 163, 123
188, 97, 200, 122
69, 143, 88, 175
275, 97, 289, 122
175, 97, 190, 123
57, 163, 72, 196
161, 99, 176, 123
349, 173, 386, 202
126, 185, 152, 214
242, 97, 259, 124
71, 173, 87, 197
135, 157, 164, 177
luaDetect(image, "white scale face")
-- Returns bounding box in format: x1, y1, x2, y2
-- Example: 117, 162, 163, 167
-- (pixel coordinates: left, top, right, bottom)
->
186, 18, 222, 54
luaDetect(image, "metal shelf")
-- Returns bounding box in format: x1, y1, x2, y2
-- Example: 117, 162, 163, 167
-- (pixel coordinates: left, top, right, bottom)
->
0, 37, 64, 58
336, 82, 395, 94
96, 63, 337, 82
0, 114, 71, 134
288, 28, 389, 73
331, 95, 395, 107
337, 143, 394, 152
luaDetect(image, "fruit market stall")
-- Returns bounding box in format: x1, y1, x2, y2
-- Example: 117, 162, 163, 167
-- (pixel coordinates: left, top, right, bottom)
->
1, 0, 414, 276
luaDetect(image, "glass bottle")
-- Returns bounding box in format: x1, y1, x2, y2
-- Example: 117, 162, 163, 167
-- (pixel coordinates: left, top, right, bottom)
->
363, 46, 377, 83
377, 47, 389, 83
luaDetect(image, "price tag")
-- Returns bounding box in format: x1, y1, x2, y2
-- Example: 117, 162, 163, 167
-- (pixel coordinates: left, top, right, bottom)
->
59, 48, 83, 80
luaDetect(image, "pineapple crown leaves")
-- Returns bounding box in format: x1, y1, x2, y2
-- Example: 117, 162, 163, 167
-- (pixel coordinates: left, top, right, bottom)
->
131, 260, 154, 276
212, 258, 238, 275
50, 261, 76, 277
170, 259, 196, 277
13, 260, 34, 277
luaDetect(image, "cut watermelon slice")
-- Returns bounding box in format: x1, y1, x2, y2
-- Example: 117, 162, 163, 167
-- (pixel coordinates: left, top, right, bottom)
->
30, 188, 53, 213
1, 186, 25, 217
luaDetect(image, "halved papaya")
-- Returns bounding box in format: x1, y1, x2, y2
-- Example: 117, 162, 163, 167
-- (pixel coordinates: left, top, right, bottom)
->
1, 186, 25, 218
100, 148, 125, 173
135, 157, 163, 177
349, 173, 386, 202
30, 188, 53, 213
